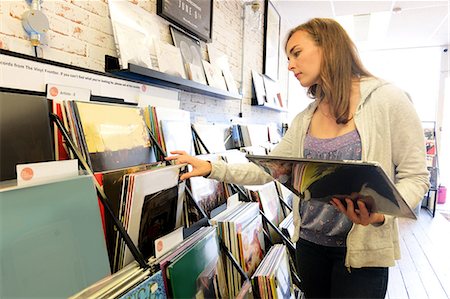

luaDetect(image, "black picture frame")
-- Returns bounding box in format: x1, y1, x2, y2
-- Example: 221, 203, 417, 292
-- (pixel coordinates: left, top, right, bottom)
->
157, 0, 213, 43
263, 0, 281, 81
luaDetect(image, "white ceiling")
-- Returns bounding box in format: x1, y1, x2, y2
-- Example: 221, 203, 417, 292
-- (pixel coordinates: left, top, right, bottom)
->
272, 1, 449, 51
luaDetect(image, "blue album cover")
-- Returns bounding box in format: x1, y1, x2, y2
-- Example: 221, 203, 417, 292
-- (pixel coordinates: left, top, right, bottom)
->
118, 270, 167, 299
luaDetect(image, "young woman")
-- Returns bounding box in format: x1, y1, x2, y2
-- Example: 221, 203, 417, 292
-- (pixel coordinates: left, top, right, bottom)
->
167, 18, 430, 298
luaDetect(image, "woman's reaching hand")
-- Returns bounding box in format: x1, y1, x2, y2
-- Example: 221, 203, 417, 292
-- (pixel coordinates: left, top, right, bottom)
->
165, 150, 212, 180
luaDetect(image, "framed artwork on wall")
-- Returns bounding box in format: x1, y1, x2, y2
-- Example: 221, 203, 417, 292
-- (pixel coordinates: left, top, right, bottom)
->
263, 0, 281, 81
157, 0, 213, 42
170, 26, 207, 84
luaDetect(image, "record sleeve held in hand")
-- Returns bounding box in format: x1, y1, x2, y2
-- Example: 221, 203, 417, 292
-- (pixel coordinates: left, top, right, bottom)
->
246, 155, 417, 219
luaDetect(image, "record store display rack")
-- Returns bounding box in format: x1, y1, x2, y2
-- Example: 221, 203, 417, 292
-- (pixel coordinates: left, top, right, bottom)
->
0, 56, 303, 299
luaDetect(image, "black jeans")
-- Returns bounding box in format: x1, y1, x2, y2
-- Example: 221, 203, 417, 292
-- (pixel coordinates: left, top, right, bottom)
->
295, 238, 388, 299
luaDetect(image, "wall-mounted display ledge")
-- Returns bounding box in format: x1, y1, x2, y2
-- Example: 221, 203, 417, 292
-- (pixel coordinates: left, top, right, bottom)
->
252, 103, 288, 112
105, 56, 242, 101
250, 95, 287, 112
0, 49, 167, 103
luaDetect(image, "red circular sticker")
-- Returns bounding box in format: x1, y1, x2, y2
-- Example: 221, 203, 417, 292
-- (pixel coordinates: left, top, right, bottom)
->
49, 87, 59, 97
141, 85, 147, 92
156, 240, 163, 252
21, 167, 34, 181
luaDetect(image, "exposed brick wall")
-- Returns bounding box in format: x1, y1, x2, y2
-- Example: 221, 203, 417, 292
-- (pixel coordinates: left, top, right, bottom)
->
0, 0, 287, 125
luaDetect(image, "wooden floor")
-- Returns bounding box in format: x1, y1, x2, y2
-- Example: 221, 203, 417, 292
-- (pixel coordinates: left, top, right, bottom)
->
386, 208, 450, 299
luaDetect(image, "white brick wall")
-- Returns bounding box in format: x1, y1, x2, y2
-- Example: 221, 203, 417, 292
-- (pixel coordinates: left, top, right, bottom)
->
0, 0, 287, 125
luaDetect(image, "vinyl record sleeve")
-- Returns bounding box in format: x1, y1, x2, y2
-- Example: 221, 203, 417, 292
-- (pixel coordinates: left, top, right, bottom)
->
202, 60, 227, 90
238, 214, 265, 277
109, 0, 160, 70
186, 62, 208, 85
170, 26, 206, 83
160, 119, 195, 156
167, 229, 220, 299
207, 45, 239, 94
155, 41, 187, 79
117, 270, 167, 299
189, 154, 228, 219
122, 164, 186, 266
0, 175, 110, 298
246, 155, 416, 219
73, 101, 154, 172
192, 123, 229, 154
0, 91, 54, 181
100, 162, 164, 268
68, 262, 141, 299
251, 70, 266, 106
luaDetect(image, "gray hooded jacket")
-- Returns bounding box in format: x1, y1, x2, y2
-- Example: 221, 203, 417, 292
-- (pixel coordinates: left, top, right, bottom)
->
209, 77, 430, 268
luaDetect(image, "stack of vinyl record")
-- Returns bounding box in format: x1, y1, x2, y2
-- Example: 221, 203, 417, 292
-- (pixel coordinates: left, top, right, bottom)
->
152, 226, 227, 298
187, 154, 230, 222
246, 181, 285, 243
70, 226, 225, 299
251, 244, 294, 299
211, 202, 266, 297
278, 212, 295, 240
61, 100, 156, 172
143, 106, 194, 158
93, 163, 187, 272
69, 261, 165, 299
111, 164, 186, 271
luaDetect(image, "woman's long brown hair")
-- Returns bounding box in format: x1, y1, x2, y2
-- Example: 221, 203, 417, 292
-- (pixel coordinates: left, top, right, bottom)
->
285, 18, 373, 124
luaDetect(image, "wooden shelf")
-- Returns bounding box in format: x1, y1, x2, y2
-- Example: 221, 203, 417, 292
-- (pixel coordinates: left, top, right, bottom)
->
105, 56, 242, 101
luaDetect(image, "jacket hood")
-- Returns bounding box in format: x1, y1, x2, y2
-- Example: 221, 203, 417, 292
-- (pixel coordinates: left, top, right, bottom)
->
300, 77, 390, 119
359, 77, 390, 106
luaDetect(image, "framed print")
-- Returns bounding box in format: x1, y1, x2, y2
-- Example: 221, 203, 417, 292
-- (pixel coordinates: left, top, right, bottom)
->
263, 0, 281, 80
157, 0, 213, 42
170, 26, 206, 83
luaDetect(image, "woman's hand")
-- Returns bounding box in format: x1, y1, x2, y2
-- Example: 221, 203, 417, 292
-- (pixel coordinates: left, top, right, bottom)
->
330, 197, 385, 226
165, 150, 212, 180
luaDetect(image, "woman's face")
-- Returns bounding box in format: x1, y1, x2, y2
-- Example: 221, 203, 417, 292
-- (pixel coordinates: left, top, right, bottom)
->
286, 30, 322, 87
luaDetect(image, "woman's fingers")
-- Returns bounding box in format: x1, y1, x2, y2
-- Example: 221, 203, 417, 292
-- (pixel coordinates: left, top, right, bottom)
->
357, 201, 370, 219
180, 171, 194, 181
344, 199, 360, 223
165, 151, 188, 160
330, 197, 345, 212
165, 151, 191, 164
180, 162, 210, 180
330, 198, 363, 225
332, 196, 385, 226
170, 150, 187, 155
164, 151, 212, 180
